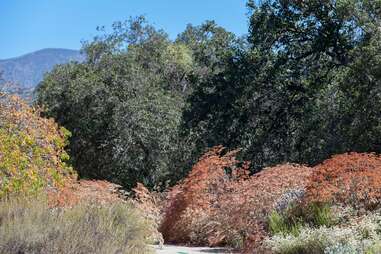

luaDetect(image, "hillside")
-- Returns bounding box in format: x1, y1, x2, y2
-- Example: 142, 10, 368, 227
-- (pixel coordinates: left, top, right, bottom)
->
0, 48, 84, 92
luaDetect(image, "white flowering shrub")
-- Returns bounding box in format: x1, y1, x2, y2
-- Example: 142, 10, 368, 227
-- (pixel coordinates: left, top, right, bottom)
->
324, 243, 358, 254
265, 211, 381, 254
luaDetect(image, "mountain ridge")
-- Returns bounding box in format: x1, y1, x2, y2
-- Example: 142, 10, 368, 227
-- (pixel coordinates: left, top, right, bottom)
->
0, 48, 81, 62
0, 48, 85, 89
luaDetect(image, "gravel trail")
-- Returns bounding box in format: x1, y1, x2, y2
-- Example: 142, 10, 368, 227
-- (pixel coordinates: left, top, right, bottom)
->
153, 245, 237, 254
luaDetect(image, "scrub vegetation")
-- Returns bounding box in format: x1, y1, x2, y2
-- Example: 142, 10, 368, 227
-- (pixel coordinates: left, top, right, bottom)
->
2, 0, 381, 253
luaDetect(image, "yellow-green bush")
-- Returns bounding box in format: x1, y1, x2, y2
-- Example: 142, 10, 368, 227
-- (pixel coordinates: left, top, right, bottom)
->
0, 93, 75, 197
0, 196, 153, 254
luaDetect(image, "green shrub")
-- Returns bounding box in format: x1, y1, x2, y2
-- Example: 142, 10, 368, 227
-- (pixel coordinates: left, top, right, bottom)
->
268, 203, 336, 238
0, 196, 153, 254
268, 211, 302, 237
308, 204, 336, 227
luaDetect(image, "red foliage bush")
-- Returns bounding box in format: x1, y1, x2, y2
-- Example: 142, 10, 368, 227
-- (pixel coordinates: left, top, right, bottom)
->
155, 151, 381, 252
217, 163, 312, 251
306, 152, 381, 210
159, 146, 312, 251
159, 146, 240, 244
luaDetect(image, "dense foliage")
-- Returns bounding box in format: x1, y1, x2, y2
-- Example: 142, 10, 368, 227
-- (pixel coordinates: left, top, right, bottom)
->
184, 0, 381, 170
0, 93, 75, 197
37, 17, 238, 189
37, 1, 381, 189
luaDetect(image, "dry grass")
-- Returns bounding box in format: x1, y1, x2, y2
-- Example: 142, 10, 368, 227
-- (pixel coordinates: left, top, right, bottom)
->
0, 196, 154, 254
132, 183, 165, 246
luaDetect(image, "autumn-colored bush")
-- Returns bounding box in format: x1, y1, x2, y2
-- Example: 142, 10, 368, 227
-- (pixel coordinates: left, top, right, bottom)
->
306, 153, 381, 210
217, 163, 312, 251
47, 180, 126, 208
159, 151, 381, 252
159, 146, 239, 245
0, 93, 75, 197
159, 146, 312, 250
263, 153, 381, 253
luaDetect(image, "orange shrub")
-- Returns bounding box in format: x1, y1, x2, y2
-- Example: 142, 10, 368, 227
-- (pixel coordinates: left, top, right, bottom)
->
216, 163, 312, 251
159, 146, 239, 244
306, 152, 381, 210
159, 146, 312, 250
47, 180, 125, 207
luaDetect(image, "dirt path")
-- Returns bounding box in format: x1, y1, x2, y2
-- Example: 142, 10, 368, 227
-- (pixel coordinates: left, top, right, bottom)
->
154, 245, 236, 254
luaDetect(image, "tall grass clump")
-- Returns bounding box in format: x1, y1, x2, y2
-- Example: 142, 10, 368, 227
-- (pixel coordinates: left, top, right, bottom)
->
0, 196, 153, 254
268, 203, 335, 237
309, 204, 335, 227
268, 211, 303, 237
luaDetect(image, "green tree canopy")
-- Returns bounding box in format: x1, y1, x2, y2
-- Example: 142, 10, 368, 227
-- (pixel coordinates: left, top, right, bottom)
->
37, 17, 238, 189
184, 0, 381, 170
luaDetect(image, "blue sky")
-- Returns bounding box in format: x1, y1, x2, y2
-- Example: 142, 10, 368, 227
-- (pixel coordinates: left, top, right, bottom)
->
0, 0, 249, 59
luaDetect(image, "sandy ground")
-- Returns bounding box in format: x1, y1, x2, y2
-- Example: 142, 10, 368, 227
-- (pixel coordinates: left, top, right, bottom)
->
153, 245, 237, 254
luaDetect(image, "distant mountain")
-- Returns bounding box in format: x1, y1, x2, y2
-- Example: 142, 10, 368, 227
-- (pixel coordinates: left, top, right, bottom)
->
0, 48, 85, 95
